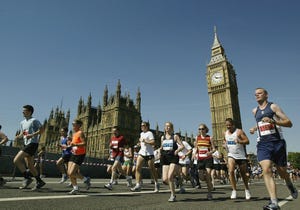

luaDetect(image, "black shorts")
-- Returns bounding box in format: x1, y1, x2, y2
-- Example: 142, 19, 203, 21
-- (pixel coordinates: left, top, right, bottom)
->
220, 164, 228, 171
70, 154, 86, 166
62, 154, 71, 163
154, 162, 161, 168
140, 155, 154, 161
22, 143, 39, 156
197, 157, 213, 170
227, 157, 248, 166
212, 164, 221, 170
161, 154, 179, 165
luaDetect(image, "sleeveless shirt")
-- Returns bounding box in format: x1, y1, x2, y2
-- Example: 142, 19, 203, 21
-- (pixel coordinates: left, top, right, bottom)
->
196, 135, 212, 160
225, 129, 247, 159
71, 131, 86, 155
255, 102, 284, 141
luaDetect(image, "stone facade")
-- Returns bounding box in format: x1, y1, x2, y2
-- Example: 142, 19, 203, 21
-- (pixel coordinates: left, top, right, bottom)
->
75, 80, 142, 158
206, 27, 242, 149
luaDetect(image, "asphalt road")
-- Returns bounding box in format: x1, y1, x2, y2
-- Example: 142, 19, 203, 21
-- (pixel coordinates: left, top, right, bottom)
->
0, 177, 299, 210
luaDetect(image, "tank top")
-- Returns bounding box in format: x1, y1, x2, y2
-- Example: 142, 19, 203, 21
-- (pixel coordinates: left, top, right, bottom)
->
123, 148, 132, 161
255, 102, 284, 141
196, 135, 212, 160
61, 136, 72, 156
161, 134, 178, 155
225, 129, 247, 159
71, 131, 86, 155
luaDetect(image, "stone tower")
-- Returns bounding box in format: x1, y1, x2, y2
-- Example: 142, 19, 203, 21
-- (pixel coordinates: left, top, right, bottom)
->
206, 27, 242, 147
76, 80, 142, 158
39, 107, 70, 152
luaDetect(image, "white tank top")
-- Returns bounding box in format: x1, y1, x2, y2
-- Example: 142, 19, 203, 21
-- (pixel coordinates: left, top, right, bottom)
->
225, 129, 247, 159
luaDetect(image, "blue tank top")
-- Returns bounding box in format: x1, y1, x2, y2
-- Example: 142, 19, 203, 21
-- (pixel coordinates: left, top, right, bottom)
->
61, 136, 72, 155
255, 102, 282, 141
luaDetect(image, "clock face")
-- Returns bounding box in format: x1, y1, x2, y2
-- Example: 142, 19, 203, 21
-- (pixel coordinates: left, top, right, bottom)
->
211, 71, 223, 84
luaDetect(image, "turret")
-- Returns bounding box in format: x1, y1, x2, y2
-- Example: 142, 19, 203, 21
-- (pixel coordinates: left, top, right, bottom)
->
103, 85, 108, 107
136, 87, 141, 112
115, 79, 121, 106
78, 97, 83, 115
87, 93, 92, 111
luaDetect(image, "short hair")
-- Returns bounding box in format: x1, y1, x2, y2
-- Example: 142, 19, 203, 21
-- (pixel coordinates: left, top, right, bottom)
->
256, 87, 268, 95
142, 121, 150, 128
225, 118, 235, 125
23, 105, 34, 114
72, 119, 83, 126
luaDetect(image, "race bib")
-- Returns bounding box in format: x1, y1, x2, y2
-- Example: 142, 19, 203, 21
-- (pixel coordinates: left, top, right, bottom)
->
198, 148, 209, 158
162, 139, 173, 151
258, 121, 276, 136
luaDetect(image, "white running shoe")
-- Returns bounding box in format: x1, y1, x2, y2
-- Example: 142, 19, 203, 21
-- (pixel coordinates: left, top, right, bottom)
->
130, 185, 141, 192
104, 183, 112, 190
168, 195, 176, 202
68, 189, 79, 195
230, 190, 237, 199
245, 189, 251, 200
154, 183, 160, 193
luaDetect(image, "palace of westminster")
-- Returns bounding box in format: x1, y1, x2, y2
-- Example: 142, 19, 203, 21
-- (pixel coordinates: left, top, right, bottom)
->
13, 29, 243, 160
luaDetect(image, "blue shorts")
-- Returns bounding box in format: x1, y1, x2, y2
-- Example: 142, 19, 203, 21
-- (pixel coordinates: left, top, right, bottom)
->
257, 140, 287, 167
114, 155, 124, 164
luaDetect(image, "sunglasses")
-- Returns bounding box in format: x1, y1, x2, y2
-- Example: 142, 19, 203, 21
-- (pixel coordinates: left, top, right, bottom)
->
198, 128, 205, 130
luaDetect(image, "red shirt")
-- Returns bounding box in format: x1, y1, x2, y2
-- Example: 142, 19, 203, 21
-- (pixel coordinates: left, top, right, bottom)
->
110, 135, 126, 158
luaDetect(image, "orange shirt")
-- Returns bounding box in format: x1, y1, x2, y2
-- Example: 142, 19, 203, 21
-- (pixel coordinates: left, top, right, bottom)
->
71, 130, 86, 155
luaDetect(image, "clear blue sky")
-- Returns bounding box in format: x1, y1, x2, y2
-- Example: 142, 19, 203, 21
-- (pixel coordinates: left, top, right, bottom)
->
1, 0, 300, 154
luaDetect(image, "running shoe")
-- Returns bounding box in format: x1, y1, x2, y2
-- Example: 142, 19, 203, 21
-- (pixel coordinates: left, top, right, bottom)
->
288, 185, 298, 199
126, 176, 132, 187
84, 177, 91, 190
19, 177, 33, 189
154, 183, 160, 193
230, 190, 237, 199
207, 193, 213, 200
104, 183, 112, 190
130, 185, 141, 192
32, 180, 46, 191
178, 187, 185, 194
68, 189, 79, 195
112, 180, 118, 185
168, 195, 176, 202
263, 203, 280, 210
245, 189, 251, 200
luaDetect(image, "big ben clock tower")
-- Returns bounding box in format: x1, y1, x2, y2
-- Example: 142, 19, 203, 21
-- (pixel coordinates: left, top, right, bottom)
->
206, 27, 242, 147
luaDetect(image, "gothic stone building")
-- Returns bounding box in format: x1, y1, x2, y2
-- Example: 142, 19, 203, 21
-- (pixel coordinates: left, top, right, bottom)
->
75, 81, 142, 158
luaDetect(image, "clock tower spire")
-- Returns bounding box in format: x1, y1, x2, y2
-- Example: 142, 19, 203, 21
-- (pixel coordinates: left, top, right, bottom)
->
206, 27, 242, 148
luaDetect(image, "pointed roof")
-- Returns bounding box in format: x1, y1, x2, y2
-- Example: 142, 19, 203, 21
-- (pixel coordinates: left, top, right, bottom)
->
212, 26, 221, 49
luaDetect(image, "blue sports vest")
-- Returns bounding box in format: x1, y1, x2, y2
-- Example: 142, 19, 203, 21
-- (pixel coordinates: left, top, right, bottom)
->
255, 102, 282, 141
